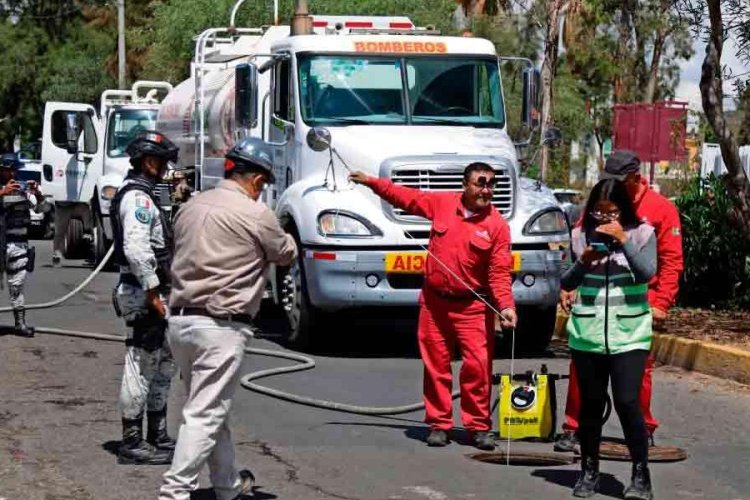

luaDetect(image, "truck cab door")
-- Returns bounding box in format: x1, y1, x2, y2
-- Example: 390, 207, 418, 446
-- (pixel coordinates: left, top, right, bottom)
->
268, 53, 295, 208
41, 102, 101, 204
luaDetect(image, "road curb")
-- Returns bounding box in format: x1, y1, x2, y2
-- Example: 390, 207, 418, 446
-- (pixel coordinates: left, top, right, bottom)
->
554, 311, 750, 386
651, 333, 750, 385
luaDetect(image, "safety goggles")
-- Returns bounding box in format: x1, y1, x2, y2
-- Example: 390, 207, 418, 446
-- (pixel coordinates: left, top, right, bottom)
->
590, 210, 620, 222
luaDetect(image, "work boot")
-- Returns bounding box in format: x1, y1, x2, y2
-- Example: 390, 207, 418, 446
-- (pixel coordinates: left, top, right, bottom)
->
472, 431, 496, 451
426, 429, 449, 447
118, 417, 173, 465
147, 408, 176, 451
13, 309, 34, 338
572, 456, 600, 498
554, 430, 579, 453
624, 461, 654, 500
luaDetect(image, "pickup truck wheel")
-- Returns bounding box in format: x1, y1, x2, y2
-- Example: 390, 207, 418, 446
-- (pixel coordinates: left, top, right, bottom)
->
63, 218, 86, 260
277, 229, 318, 350
496, 305, 556, 355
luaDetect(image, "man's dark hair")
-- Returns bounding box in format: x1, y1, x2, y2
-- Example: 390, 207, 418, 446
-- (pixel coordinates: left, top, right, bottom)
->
582, 179, 641, 235
463, 162, 495, 182
225, 163, 270, 181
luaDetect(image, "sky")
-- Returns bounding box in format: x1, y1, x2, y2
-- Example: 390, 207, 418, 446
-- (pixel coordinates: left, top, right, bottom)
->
675, 36, 747, 113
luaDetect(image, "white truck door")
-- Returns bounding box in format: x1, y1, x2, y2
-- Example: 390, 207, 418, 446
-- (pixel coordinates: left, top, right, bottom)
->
268, 54, 295, 209
41, 102, 101, 204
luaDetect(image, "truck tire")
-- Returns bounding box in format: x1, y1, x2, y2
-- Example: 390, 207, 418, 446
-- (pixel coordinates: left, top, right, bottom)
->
92, 214, 111, 267
497, 305, 557, 355
63, 218, 86, 260
276, 227, 319, 350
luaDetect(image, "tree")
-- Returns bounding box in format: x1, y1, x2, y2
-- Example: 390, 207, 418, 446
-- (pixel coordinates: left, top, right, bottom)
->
690, 0, 750, 242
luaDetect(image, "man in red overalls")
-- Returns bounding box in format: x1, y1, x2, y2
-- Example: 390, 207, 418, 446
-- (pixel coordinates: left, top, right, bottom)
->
350, 163, 517, 450
556, 150, 683, 452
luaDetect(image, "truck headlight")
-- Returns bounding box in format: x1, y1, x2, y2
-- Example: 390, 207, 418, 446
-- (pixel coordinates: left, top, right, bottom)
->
100, 186, 117, 200
317, 210, 382, 238
523, 209, 568, 235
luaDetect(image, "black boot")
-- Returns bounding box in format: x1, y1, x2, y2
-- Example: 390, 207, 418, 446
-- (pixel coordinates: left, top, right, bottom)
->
118, 417, 173, 465
572, 456, 600, 498
624, 461, 654, 500
13, 308, 34, 338
147, 408, 176, 451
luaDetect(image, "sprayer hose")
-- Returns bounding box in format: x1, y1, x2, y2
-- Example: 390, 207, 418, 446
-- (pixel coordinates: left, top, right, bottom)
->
4, 246, 455, 416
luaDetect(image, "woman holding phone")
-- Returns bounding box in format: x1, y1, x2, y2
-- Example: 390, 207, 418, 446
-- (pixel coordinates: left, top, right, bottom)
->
560, 179, 657, 500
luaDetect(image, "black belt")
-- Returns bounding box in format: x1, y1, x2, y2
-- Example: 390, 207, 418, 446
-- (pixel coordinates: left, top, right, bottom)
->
426, 286, 487, 302
174, 307, 254, 325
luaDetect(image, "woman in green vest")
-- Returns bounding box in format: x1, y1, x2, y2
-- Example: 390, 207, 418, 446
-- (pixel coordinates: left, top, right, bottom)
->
562, 179, 657, 500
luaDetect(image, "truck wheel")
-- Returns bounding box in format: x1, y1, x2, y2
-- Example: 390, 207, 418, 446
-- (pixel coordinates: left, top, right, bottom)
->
497, 305, 557, 355
276, 228, 318, 350
92, 215, 110, 267
63, 218, 86, 260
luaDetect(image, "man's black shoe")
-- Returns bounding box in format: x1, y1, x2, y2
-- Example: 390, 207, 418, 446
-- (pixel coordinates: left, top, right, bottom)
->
230, 469, 256, 499
426, 429, 449, 447
472, 431, 496, 451
554, 430, 579, 453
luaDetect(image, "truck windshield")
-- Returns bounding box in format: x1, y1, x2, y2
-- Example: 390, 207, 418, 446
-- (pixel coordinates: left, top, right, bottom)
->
298, 55, 504, 128
106, 109, 158, 158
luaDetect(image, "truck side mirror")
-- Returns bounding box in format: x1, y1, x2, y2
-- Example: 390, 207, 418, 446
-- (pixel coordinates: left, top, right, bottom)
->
235, 63, 258, 129
65, 112, 80, 155
522, 67, 540, 130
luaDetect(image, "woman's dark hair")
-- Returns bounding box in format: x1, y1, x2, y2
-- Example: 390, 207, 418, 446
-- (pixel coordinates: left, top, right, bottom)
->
581, 179, 641, 236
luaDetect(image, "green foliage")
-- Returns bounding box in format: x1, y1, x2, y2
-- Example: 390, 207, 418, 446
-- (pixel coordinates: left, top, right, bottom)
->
675, 174, 750, 309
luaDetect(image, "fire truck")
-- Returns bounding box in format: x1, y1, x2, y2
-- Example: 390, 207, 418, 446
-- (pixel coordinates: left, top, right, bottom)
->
157, 2, 570, 350
41, 81, 173, 264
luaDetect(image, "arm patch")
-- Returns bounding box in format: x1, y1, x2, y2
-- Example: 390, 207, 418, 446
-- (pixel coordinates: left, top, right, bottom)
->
135, 208, 152, 224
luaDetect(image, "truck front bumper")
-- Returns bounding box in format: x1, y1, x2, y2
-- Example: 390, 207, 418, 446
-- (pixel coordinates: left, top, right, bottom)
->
303, 247, 565, 311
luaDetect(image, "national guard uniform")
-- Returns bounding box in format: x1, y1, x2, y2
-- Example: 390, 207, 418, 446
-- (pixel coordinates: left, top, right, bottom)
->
110, 131, 178, 465
0, 153, 49, 337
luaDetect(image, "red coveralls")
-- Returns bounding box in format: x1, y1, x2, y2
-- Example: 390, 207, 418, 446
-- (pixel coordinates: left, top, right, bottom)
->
365, 178, 515, 432
563, 179, 683, 434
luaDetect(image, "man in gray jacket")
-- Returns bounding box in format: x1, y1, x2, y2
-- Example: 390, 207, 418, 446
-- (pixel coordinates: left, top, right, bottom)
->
159, 138, 297, 500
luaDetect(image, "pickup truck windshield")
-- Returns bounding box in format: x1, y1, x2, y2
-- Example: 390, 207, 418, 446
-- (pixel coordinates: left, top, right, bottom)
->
107, 109, 158, 158
298, 55, 504, 128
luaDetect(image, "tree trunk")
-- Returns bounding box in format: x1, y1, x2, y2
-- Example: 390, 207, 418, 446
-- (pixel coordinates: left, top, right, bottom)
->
613, 1, 634, 103
643, 30, 665, 103
701, 0, 750, 241
540, 0, 565, 182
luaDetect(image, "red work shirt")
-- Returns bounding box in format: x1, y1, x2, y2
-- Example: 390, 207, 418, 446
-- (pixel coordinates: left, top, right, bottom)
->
632, 180, 684, 311
366, 178, 515, 312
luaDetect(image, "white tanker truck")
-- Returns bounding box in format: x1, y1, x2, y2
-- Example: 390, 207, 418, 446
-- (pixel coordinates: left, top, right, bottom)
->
157, 2, 570, 350
41, 81, 173, 264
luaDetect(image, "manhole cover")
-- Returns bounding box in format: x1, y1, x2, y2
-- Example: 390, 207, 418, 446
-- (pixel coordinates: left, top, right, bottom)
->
468, 451, 575, 466
599, 441, 688, 462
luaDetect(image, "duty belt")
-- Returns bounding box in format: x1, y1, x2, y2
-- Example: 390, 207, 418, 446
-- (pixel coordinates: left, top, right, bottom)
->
174, 306, 254, 325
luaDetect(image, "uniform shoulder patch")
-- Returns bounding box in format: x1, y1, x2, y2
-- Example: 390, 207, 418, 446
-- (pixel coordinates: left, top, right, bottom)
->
135, 207, 152, 224
135, 196, 151, 209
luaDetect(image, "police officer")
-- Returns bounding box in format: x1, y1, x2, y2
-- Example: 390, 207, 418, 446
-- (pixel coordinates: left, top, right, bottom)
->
0, 153, 49, 337
111, 131, 178, 465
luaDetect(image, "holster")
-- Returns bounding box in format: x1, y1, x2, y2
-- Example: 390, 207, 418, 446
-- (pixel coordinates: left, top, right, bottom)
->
25, 246, 35, 273
127, 310, 167, 352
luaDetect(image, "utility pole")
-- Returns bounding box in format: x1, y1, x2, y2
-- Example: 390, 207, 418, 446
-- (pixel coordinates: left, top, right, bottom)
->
117, 0, 126, 89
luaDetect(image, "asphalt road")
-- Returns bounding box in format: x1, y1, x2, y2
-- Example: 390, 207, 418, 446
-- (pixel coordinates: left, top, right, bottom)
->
0, 241, 748, 500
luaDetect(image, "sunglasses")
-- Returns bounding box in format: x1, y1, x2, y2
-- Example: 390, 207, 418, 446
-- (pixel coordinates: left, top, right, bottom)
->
590, 210, 620, 222
469, 175, 497, 189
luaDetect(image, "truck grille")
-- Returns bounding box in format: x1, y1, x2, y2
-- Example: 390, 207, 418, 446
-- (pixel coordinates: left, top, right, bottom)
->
389, 166, 514, 221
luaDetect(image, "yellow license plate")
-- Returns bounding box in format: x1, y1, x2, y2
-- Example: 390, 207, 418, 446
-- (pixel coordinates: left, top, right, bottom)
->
385, 251, 427, 274
385, 251, 522, 273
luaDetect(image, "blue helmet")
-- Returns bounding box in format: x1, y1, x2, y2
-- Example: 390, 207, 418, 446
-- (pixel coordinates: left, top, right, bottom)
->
224, 137, 275, 182
1, 153, 20, 170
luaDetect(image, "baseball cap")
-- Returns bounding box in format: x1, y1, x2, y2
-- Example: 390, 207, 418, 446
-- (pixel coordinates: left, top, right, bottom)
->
601, 150, 641, 181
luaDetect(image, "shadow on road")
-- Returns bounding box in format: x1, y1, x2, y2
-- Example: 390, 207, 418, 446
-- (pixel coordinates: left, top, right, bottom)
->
190, 487, 277, 499
530, 468, 625, 499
